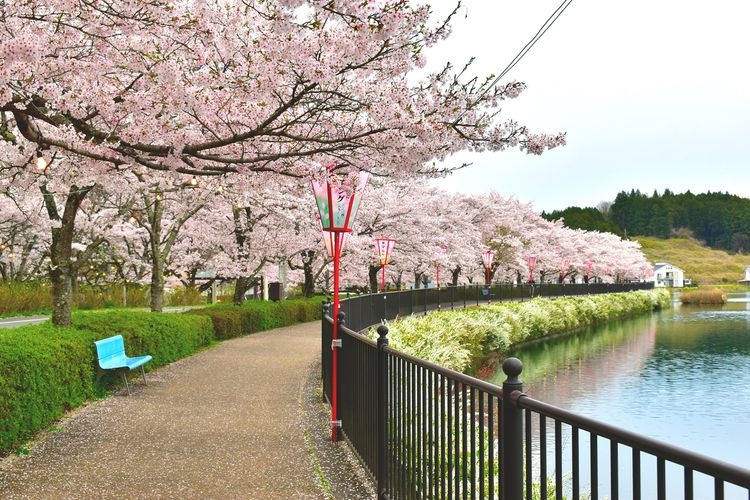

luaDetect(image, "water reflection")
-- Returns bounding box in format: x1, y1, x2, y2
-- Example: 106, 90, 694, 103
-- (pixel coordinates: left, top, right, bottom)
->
483, 292, 750, 498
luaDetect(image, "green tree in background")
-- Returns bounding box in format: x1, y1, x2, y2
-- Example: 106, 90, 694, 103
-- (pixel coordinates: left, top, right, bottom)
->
547, 189, 750, 252
542, 207, 623, 235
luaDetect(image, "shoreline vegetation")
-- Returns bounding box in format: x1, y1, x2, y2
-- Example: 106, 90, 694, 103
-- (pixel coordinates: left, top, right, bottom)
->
372, 289, 672, 374
680, 288, 728, 305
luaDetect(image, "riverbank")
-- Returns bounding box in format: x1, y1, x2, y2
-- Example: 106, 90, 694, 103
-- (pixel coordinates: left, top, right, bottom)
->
496, 292, 750, 494
375, 289, 671, 373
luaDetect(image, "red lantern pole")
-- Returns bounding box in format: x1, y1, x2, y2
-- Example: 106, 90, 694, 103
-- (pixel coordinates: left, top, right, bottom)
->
481, 250, 495, 304
527, 255, 537, 284
434, 247, 446, 289
331, 231, 341, 440
374, 238, 395, 293
312, 168, 368, 442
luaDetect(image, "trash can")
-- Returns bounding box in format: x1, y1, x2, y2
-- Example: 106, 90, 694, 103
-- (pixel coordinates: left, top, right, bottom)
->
269, 282, 282, 301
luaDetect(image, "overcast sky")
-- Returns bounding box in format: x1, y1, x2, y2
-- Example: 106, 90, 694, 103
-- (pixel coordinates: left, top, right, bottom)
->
425, 0, 750, 212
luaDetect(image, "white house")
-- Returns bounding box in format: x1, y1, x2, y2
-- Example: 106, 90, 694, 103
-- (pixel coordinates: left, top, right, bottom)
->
740, 266, 750, 285
653, 262, 686, 288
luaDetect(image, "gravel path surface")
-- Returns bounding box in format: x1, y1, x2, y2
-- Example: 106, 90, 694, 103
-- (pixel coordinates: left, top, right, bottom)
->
0, 321, 368, 499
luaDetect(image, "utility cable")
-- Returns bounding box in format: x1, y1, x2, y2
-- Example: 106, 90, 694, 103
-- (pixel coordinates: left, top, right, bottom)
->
455, 0, 575, 121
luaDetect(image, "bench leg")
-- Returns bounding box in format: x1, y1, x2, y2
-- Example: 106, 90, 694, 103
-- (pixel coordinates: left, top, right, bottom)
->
140, 365, 147, 384
121, 371, 131, 396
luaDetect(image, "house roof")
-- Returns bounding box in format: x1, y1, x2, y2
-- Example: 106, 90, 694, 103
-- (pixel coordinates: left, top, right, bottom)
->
653, 262, 684, 272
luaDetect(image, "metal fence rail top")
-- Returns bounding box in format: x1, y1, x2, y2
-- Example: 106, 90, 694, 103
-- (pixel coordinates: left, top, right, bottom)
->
321, 283, 750, 499
515, 392, 750, 489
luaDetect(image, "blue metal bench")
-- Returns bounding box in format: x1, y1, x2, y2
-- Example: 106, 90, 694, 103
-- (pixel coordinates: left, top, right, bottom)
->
93, 335, 152, 395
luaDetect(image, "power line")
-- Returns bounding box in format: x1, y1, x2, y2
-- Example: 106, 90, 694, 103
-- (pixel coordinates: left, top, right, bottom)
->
457, 0, 575, 121
494, 0, 575, 87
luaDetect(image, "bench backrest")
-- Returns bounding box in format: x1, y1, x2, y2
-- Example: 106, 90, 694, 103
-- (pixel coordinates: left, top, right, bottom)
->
94, 335, 126, 362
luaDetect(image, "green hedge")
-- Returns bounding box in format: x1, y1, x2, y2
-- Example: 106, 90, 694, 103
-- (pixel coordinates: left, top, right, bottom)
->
0, 312, 213, 454
0, 325, 98, 454
0, 298, 322, 455
72, 311, 214, 366
189, 298, 322, 339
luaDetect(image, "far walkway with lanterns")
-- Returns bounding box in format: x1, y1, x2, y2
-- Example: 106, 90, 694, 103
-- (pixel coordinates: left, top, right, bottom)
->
0, 321, 373, 499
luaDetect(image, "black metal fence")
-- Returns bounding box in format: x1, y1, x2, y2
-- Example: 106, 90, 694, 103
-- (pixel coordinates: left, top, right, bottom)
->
516, 391, 750, 500
321, 284, 750, 499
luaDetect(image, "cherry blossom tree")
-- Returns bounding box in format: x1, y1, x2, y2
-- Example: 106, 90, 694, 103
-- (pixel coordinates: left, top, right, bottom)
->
0, 192, 48, 281
1, 1, 564, 183
1, 0, 570, 324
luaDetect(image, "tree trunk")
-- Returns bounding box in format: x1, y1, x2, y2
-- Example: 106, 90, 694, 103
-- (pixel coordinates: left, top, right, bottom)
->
43, 185, 91, 326
71, 268, 80, 296
232, 207, 252, 305
394, 270, 403, 290
451, 266, 461, 286
414, 271, 424, 289
148, 196, 165, 312
303, 260, 315, 297
150, 256, 164, 311
234, 276, 252, 305
369, 265, 379, 293
50, 264, 73, 326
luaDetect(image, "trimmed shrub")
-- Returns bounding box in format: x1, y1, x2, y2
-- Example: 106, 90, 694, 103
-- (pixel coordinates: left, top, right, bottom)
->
190, 297, 322, 339
72, 311, 214, 366
0, 325, 98, 453
1, 297, 319, 455
0, 312, 213, 454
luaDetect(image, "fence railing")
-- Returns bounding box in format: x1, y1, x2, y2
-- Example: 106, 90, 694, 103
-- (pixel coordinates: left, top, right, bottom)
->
321, 284, 750, 499
516, 391, 750, 500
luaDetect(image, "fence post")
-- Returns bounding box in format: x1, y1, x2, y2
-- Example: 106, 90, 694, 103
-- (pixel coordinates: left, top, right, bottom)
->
322, 299, 331, 320
377, 325, 390, 499
502, 358, 524, 500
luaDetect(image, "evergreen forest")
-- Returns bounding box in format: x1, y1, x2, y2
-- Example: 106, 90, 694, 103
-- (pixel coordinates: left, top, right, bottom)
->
543, 190, 750, 252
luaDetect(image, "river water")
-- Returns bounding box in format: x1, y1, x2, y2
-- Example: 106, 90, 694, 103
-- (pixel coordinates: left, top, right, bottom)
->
484, 292, 750, 498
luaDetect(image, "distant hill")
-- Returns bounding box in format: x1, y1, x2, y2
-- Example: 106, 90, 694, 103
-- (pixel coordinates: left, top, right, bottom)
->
544, 189, 750, 253
636, 236, 749, 285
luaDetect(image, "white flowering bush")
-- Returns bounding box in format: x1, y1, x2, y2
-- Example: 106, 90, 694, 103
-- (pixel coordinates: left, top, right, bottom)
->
373, 289, 670, 373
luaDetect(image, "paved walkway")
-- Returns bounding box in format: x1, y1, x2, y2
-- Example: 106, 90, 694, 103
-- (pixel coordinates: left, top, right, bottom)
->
0, 322, 371, 499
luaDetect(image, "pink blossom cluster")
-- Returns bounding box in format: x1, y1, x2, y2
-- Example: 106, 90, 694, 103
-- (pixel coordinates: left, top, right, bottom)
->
1, 0, 564, 186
